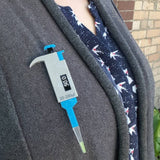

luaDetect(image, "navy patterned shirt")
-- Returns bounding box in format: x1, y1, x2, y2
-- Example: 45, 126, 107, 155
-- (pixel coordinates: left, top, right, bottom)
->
59, 1, 139, 159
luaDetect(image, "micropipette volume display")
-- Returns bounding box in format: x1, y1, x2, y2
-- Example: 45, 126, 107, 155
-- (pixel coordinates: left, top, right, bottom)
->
43, 44, 86, 153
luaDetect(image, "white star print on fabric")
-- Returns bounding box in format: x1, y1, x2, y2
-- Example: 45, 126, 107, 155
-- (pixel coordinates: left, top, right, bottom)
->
130, 155, 135, 160
126, 114, 131, 124
125, 107, 129, 115
97, 57, 105, 67
103, 32, 107, 39
70, 10, 75, 17
88, 3, 92, 9
110, 50, 121, 60
114, 87, 120, 95
117, 82, 127, 93
123, 69, 133, 84
129, 148, 135, 160
70, 10, 83, 27
135, 106, 138, 112
92, 45, 104, 55
106, 66, 115, 81
124, 107, 131, 124
129, 124, 136, 135
132, 85, 137, 93
95, 21, 100, 30
129, 148, 134, 155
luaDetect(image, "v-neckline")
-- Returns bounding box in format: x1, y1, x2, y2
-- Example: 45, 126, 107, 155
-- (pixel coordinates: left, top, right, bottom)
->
58, 3, 97, 36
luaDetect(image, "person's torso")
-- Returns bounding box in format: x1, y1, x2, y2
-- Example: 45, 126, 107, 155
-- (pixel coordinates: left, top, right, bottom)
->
0, 0, 121, 159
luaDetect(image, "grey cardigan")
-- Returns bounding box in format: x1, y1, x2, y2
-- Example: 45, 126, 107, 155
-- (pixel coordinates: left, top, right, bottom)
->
0, 0, 155, 160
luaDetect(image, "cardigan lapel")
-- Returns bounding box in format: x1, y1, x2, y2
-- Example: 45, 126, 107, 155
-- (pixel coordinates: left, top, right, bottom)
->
93, 1, 148, 160
40, 0, 147, 159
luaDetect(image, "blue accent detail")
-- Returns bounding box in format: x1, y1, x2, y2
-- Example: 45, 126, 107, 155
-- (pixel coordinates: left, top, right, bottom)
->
57, 50, 64, 61
44, 44, 56, 51
61, 98, 79, 128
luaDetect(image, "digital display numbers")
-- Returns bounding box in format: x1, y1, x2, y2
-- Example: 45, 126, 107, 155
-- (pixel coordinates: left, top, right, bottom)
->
60, 74, 71, 91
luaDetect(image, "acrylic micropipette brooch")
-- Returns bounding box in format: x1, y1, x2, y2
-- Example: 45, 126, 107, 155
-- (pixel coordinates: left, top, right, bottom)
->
30, 44, 86, 153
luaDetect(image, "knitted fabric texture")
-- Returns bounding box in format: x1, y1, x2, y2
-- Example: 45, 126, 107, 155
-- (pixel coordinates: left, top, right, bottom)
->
59, 1, 139, 159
